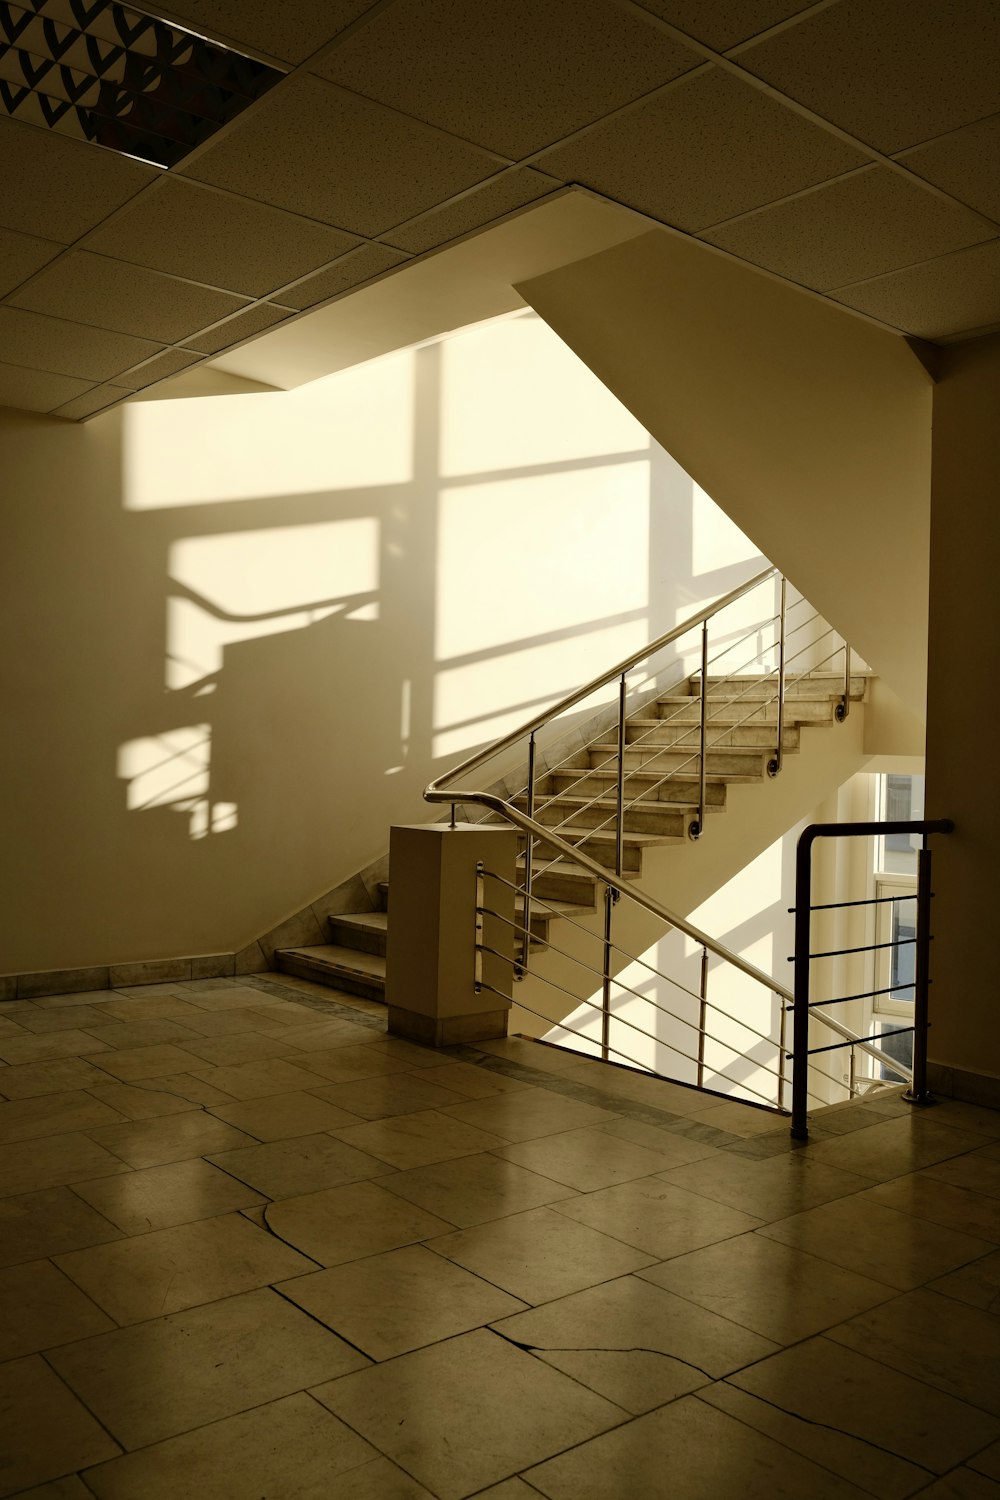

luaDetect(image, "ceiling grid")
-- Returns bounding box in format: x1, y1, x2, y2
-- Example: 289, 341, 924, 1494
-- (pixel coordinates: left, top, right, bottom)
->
0, 0, 996, 419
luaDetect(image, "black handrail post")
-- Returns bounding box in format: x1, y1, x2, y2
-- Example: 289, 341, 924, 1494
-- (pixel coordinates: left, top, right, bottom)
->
791, 827, 816, 1140
904, 843, 933, 1107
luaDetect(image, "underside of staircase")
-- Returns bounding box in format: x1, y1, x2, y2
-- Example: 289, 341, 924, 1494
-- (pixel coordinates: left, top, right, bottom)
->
275, 671, 866, 1002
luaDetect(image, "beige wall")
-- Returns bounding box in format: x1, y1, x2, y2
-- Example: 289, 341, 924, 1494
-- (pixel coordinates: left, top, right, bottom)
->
1, 312, 764, 975
925, 332, 1000, 1082
518, 230, 934, 714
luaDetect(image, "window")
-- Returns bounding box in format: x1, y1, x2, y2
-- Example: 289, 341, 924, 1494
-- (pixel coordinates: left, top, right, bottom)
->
869, 773, 922, 1080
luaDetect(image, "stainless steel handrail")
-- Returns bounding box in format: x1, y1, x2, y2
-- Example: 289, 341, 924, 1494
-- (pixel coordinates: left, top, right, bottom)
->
425, 565, 898, 1089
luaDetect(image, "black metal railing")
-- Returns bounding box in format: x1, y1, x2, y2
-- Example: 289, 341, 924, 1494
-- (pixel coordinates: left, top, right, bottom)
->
790, 818, 954, 1140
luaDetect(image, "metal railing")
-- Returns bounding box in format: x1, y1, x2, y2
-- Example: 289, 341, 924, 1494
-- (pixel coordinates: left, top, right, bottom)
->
425, 566, 904, 1107
789, 818, 954, 1140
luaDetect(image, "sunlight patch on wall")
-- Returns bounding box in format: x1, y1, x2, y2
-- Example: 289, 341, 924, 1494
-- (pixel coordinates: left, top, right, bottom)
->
166, 517, 379, 689
440, 314, 648, 477
117, 725, 224, 840
121, 351, 415, 509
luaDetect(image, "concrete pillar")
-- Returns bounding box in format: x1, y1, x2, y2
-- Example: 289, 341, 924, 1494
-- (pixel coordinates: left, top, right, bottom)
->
386, 823, 517, 1047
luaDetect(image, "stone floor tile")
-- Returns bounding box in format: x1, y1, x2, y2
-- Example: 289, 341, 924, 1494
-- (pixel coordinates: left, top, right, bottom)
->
861, 1172, 1000, 1241
50, 1287, 368, 1449
0, 1031, 112, 1065
829, 1287, 1000, 1416
0, 1058, 129, 1100
551, 1174, 761, 1258
10, 1476, 94, 1498
592, 1116, 720, 1166
923, 1149, 1000, 1201
308, 1071, 469, 1121
94, 995, 207, 1023
266, 1179, 455, 1264
559, 1061, 712, 1114
471, 1483, 540, 1500
907, 1470, 1000, 1498
805, 1115, 990, 1181
0, 1354, 120, 1495
0, 1258, 115, 1358
366, 1037, 444, 1069
140, 1072, 238, 1106
0, 1132, 131, 1198
291, 1044, 418, 1084
971, 1438, 1000, 1479
758, 1194, 995, 1289
71, 1157, 265, 1233
536, 1346, 707, 1415
494, 1123, 704, 1192
266, 1020, 377, 1051
83, 1080, 200, 1120
642, 1231, 893, 1343
87, 1043, 203, 1081
427, 1205, 655, 1304
176, 1031, 302, 1066
929, 1248, 1000, 1314
86, 1110, 254, 1167
700, 1379, 930, 1498
331, 1109, 506, 1169
730, 1335, 1000, 1473
440, 1087, 622, 1142
686, 1101, 786, 1136
176, 1006, 294, 1037
312, 1327, 624, 1500
492, 1272, 776, 1380
378, 1150, 578, 1227
659, 1145, 873, 1222
0, 1185, 122, 1266
210, 1090, 363, 1139
53, 1210, 316, 1323
12, 1003, 112, 1034
77, 1019, 202, 1050
82, 1392, 376, 1499
279, 1243, 526, 1359
208, 1132, 389, 1197
0, 1089, 125, 1143
417, 1061, 531, 1098
189, 1057, 335, 1098
182, 985, 295, 1011
928, 1101, 1000, 1138
248, 1000, 339, 1027
525, 1390, 871, 1500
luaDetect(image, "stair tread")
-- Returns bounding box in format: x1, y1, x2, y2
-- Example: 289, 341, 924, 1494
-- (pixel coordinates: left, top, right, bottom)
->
330, 911, 389, 932
279, 944, 386, 977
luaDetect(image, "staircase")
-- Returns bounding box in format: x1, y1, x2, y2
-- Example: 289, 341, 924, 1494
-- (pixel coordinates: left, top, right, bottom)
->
275, 669, 865, 997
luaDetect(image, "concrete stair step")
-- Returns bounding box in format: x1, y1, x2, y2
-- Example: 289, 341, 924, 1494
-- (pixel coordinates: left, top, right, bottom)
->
587, 740, 783, 771
542, 770, 732, 804
514, 793, 690, 837
524, 825, 682, 871
327, 910, 388, 957
652, 697, 836, 724
698, 673, 866, 700
275, 944, 386, 1001
622, 721, 798, 748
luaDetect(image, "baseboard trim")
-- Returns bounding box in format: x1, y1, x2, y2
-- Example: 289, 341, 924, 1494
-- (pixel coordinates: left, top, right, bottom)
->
1, 944, 269, 1001
927, 1061, 1000, 1110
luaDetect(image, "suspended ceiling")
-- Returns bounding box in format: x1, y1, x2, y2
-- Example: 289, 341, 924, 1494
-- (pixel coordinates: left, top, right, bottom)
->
1, 0, 999, 420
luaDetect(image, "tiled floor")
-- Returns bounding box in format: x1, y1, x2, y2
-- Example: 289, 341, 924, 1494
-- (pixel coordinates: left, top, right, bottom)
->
1, 973, 999, 1499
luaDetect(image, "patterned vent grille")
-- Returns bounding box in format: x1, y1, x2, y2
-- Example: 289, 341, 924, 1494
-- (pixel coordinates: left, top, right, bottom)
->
0, 0, 283, 166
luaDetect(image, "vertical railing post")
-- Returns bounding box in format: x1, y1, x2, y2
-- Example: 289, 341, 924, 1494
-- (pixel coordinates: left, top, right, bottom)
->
904, 843, 933, 1106
791, 830, 816, 1139
615, 672, 627, 881
848, 1046, 857, 1097
520, 732, 537, 975
601, 883, 614, 1061
836, 641, 852, 722
777, 992, 788, 1110
769, 575, 786, 777
690, 620, 708, 839
697, 945, 708, 1087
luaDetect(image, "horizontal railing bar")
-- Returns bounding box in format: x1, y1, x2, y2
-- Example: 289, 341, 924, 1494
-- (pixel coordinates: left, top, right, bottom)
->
790, 937, 918, 961
802, 1028, 915, 1059
428, 565, 778, 800
806, 982, 916, 1008
790, 892, 919, 913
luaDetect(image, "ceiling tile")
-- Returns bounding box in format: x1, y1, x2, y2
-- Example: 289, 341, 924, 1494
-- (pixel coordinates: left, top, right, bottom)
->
830, 237, 1000, 341
182, 74, 500, 237
0, 116, 156, 243
537, 67, 866, 232
112, 349, 206, 389
897, 114, 1000, 226
631, 1, 819, 51
315, 0, 701, 158
737, 0, 1000, 153
7, 252, 249, 343
281, 245, 410, 310
0, 360, 94, 412
82, 179, 361, 298
0, 307, 161, 380
702, 166, 997, 290
0, 227, 63, 298
51, 385, 128, 422
387, 169, 564, 254
153, 0, 377, 64
184, 303, 295, 354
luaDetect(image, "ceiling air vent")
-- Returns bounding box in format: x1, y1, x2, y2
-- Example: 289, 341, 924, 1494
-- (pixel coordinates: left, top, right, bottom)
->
0, 0, 283, 167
